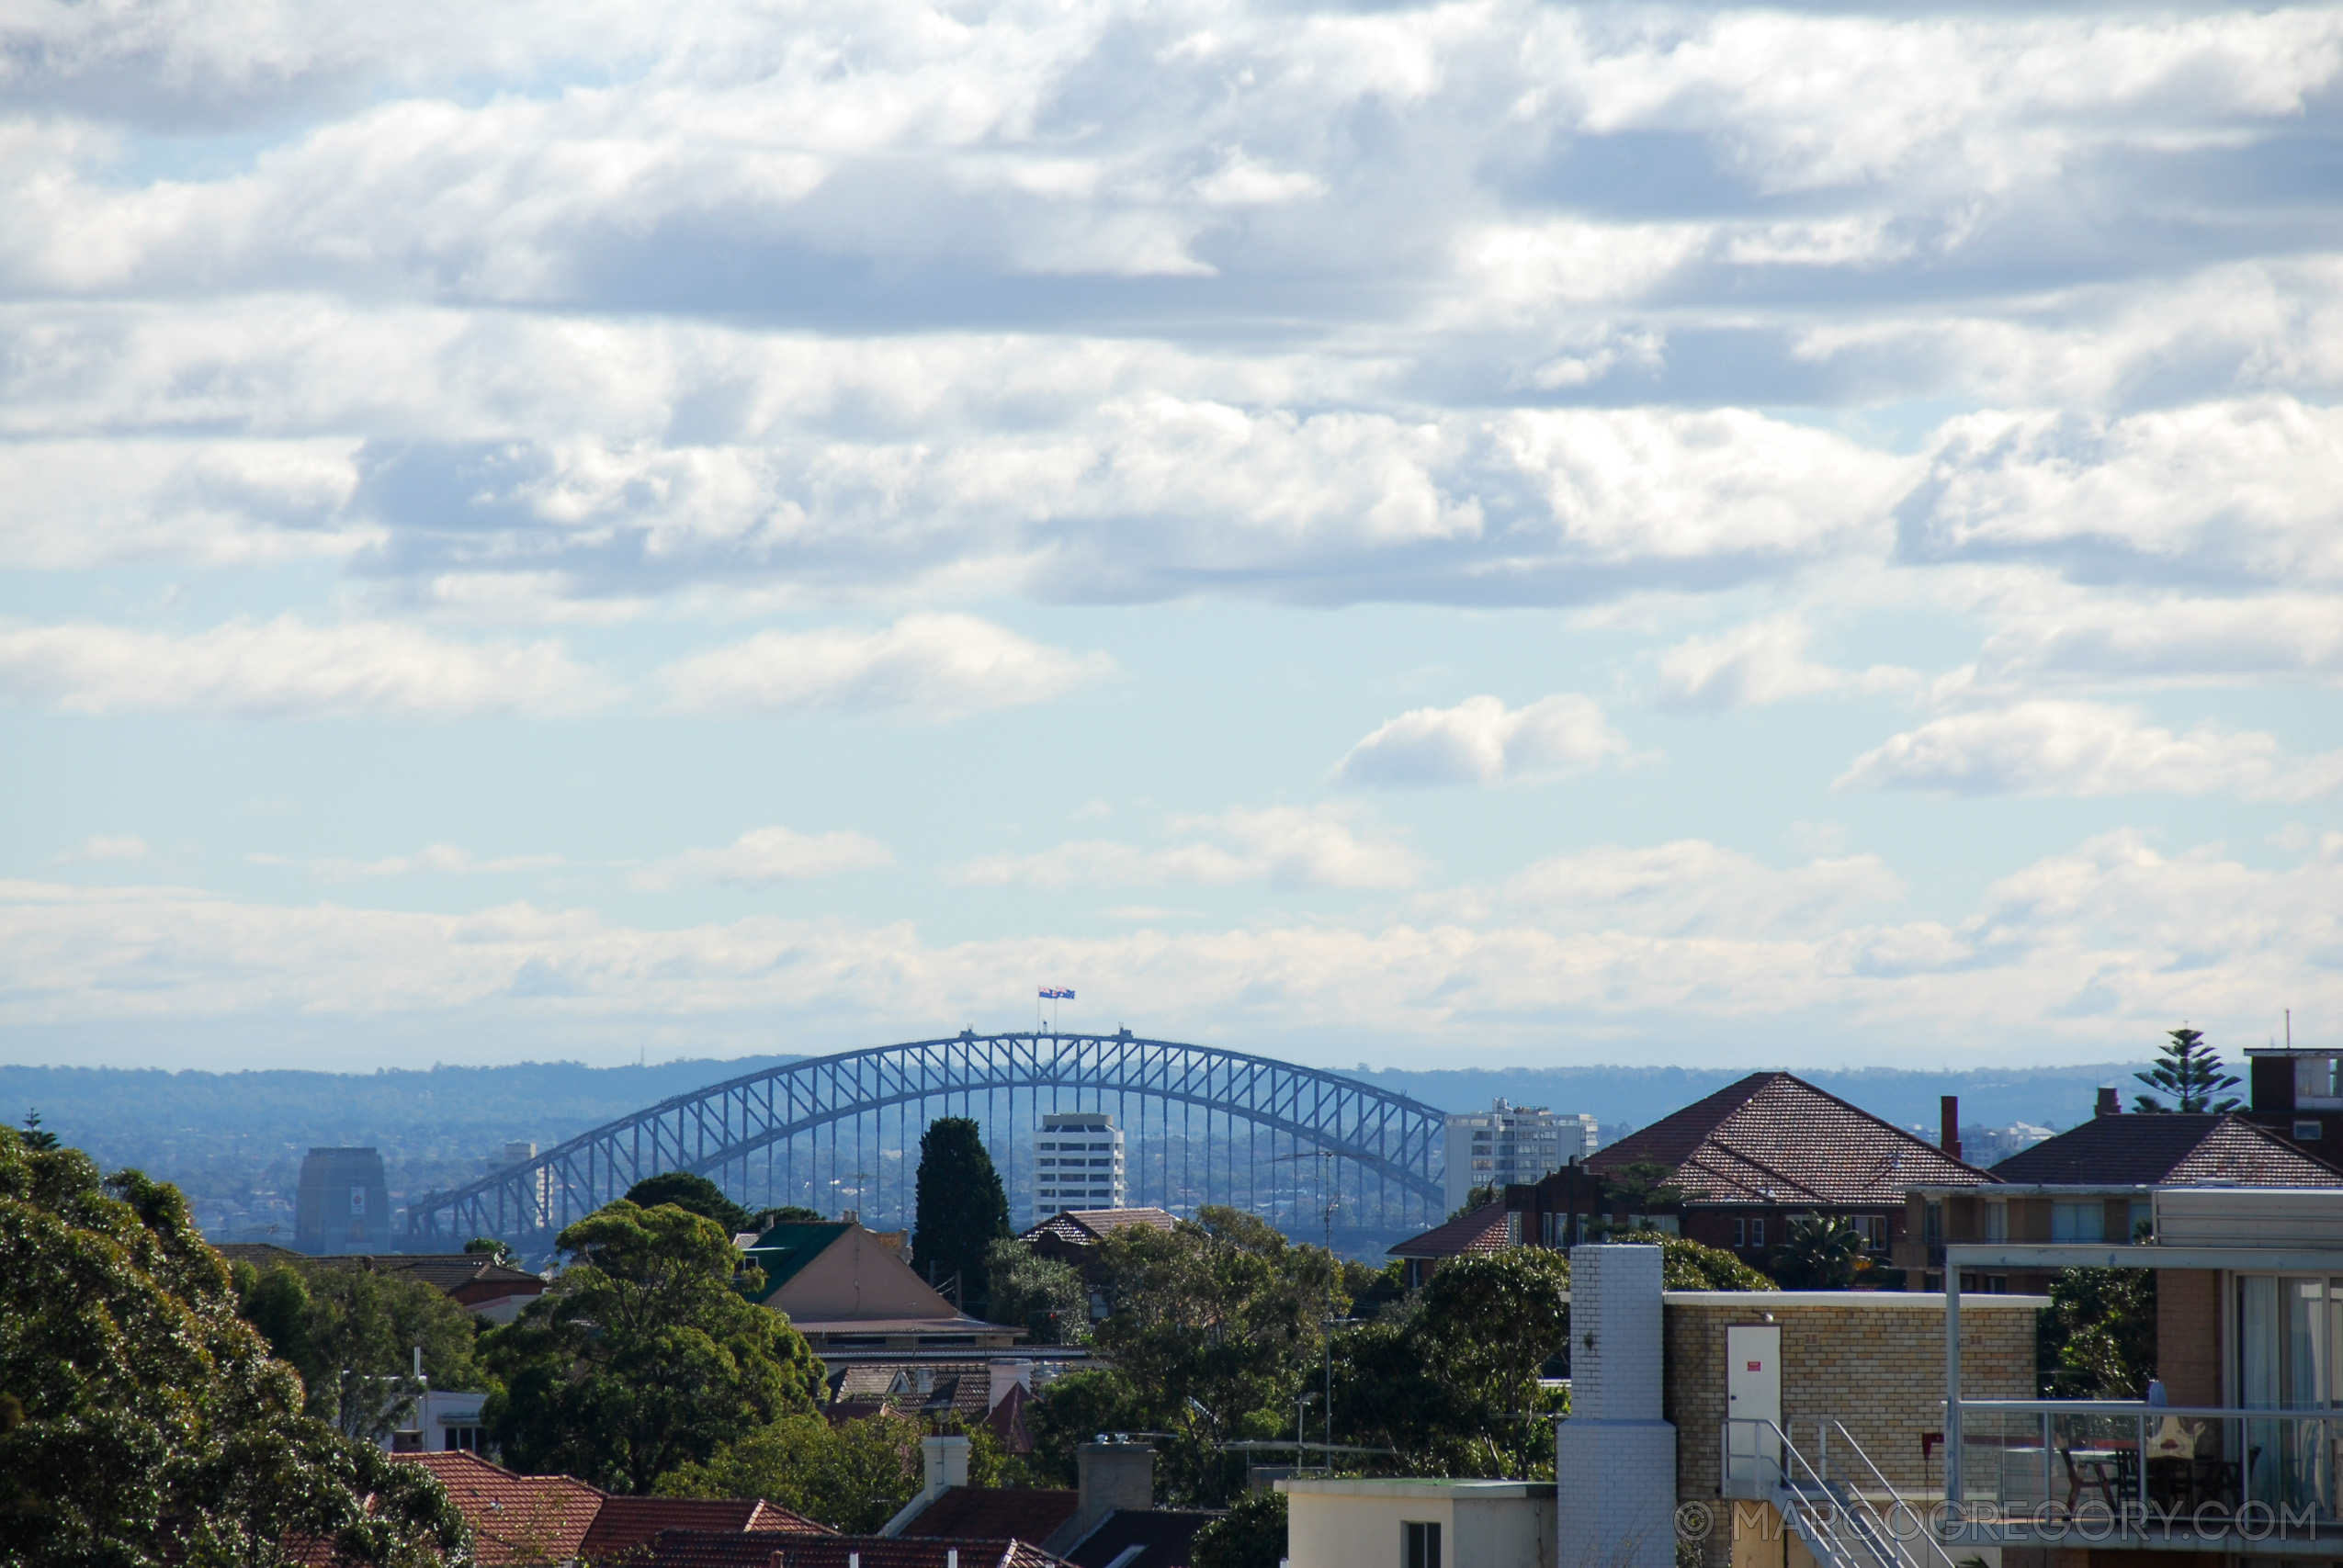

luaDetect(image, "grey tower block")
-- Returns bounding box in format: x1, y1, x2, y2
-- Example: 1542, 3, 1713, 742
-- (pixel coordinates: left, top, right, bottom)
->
294, 1146, 391, 1254
1556, 1245, 1677, 1568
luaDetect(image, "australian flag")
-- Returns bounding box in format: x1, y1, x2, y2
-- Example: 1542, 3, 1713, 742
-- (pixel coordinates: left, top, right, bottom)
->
1038, 987, 1075, 998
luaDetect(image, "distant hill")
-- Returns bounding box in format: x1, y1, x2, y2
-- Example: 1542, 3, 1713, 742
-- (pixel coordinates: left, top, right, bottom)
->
4, 1052, 2152, 1240
1341, 1062, 2145, 1138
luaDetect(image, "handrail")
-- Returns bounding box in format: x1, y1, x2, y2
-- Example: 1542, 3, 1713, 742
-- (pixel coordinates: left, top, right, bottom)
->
1958, 1400, 2337, 1418
1829, 1421, 1962, 1568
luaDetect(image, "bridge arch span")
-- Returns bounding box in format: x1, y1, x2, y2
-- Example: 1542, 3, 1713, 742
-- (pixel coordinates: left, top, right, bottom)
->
405, 1032, 1448, 1247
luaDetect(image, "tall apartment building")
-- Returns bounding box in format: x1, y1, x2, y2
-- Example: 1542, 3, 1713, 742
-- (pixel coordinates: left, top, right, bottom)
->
1443, 1100, 1597, 1214
1033, 1112, 1126, 1219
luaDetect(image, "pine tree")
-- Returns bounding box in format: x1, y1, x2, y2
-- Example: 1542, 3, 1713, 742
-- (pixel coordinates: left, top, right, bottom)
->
2133, 1027, 2243, 1113
911, 1118, 1010, 1314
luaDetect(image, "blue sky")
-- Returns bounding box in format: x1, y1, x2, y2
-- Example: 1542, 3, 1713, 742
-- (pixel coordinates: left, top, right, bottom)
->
3, 0, 2339, 1073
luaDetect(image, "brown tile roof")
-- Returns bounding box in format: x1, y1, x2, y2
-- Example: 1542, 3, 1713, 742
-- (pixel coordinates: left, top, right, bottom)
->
832, 1363, 1000, 1423
1387, 1202, 1512, 1259
1588, 1072, 1997, 1203
1016, 1209, 1179, 1247
582, 1497, 832, 1562
646, 1534, 1067, 1568
392, 1451, 603, 1565
1062, 1511, 1219, 1568
900, 1489, 1081, 1544
1989, 1112, 2343, 1187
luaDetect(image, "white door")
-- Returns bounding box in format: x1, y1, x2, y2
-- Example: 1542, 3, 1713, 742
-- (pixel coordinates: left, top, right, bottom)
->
1726, 1325, 1783, 1490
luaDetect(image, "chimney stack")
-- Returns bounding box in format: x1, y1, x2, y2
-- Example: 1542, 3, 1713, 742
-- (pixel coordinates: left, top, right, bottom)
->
2096, 1087, 2122, 1119
1940, 1096, 1962, 1162
921, 1435, 969, 1499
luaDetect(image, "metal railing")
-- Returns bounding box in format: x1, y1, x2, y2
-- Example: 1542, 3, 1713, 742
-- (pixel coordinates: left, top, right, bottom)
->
1722, 1418, 1961, 1568
1952, 1400, 2343, 1529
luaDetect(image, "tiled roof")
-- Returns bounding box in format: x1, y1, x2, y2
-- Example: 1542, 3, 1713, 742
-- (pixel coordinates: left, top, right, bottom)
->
214, 1241, 305, 1266
646, 1533, 1067, 1568
1588, 1072, 1996, 1203
1387, 1202, 1512, 1259
1062, 1510, 1219, 1568
794, 1316, 1017, 1337
1016, 1209, 1178, 1247
1989, 1112, 2343, 1187
582, 1497, 832, 1561
391, 1451, 603, 1565
900, 1488, 1081, 1543
833, 1362, 1000, 1422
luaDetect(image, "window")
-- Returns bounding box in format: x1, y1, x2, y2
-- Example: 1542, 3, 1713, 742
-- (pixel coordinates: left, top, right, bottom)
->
444, 1427, 484, 1452
2296, 1121, 2325, 1141
1733, 1218, 1746, 1247
1404, 1521, 1442, 1568
2051, 1201, 2105, 1243
1855, 1215, 1888, 1250
2295, 1058, 2342, 1101
1750, 1219, 1765, 1247
1984, 1201, 2008, 1243
2128, 1201, 2152, 1240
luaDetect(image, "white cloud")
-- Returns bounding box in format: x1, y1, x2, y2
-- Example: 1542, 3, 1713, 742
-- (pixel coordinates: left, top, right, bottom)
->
0, 615, 605, 718
253, 844, 572, 881
1837, 700, 2343, 800
661, 615, 1113, 719
1967, 589, 2343, 690
1497, 840, 1906, 936
1654, 615, 1916, 710
1334, 694, 1627, 787
1899, 399, 2343, 586
955, 806, 1425, 891
633, 826, 894, 890
59, 834, 151, 863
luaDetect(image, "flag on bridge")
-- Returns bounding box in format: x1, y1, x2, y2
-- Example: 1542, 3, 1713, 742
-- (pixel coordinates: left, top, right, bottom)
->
1038, 987, 1075, 999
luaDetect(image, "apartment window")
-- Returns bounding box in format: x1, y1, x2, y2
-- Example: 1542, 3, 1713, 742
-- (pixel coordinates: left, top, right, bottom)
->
1855, 1215, 1888, 1250
1733, 1218, 1746, 1247
1404, 1521, 1442, 1568
444, 1427, 484, 1452
2051, 1201, 2105, 1242
1750, 1218, 1765, 1247
1924, 1199, 1943, 1247
2296, 1121, 2325, 1141
1984, 1201, 2008, 1243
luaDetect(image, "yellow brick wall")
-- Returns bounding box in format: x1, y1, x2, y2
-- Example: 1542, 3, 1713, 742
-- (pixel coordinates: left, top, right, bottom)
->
1663, 1297, 2039, 1568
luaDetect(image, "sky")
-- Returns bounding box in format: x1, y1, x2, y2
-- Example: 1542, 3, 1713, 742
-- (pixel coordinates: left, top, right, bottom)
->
3, 0, 2339, 1076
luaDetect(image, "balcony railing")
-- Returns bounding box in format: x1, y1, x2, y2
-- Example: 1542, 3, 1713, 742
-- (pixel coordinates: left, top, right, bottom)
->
1947, 1400, 2343, 1549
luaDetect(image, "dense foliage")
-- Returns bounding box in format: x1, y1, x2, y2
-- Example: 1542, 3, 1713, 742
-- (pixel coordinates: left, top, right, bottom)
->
624, 1171, 753, 1235
1771, 1215, 1873, 1290
0, 1123, 470, 1566
657, 1409, 925, 1529
2042, 1267, 2156, 1396
1028, 1207, 1341, 1505
1190, 1488, 1286, 1568
985, 1237, 1091, 1344
2134, 1028, 2243, 1113
1608, 1229, 1775, 1291
911, 1118, 1011, 1312
235, 1262, 485, 1443
481, 1200, 824, 1494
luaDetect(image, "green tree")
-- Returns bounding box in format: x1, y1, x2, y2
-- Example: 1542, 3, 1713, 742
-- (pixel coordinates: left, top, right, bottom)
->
1062, 1207, 1341, 1506
233, 1262, 485, 1443
481, 1200, 824, 1494
17, 1109, 59, 1151
1024, 1366, 1155, 1486
1771, 1215, 1872, 1291
463, 1236, 515, 1265
1446, 1183, 1500, 1221
911, 1119, 1010, 1312
1606, 1231, 1774, 1291
2042, 1268, 2156, 1397
624, 1171, 753, 1235
753, 1205, 824, 1228
2134, 1028, 2243, 1113
0, 1123, 470, 1566
985, 1237, 1091, 1345
656, 1410, 923, 1531
1191, 1489, 1286, 1568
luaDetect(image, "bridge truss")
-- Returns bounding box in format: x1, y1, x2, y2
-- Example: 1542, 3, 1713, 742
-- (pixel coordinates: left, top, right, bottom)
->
404, 1032, 1448, 1247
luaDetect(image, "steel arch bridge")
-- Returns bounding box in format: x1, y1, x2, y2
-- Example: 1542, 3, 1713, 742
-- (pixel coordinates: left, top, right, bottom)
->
404, 1031, 1447, 1247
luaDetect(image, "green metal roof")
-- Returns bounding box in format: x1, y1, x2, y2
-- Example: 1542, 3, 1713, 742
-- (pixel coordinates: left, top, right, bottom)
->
738, 1222, 851, 1303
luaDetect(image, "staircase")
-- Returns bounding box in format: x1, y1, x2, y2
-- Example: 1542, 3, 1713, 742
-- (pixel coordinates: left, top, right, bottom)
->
1722, 1420, 1955, 1568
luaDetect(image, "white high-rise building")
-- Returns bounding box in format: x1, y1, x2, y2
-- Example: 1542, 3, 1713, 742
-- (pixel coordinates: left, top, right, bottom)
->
1033, 1112, 1126, 1219
1443, 1099, 1598, 1214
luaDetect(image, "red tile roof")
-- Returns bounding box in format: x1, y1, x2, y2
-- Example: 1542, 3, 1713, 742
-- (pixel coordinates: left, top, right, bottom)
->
1590, 1072, 1996, 1202
583, 1497, 832, 1561
1989, 1112, 2343, 1187
1387, 1202, 1513, 1259
833, 1362, 1001, 1423
392, 1451, 603, 1565
645, 1534, 1067, 1568
900, 1489, 1081, 1544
